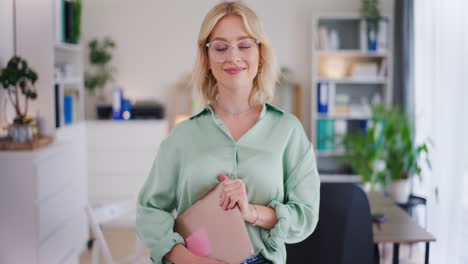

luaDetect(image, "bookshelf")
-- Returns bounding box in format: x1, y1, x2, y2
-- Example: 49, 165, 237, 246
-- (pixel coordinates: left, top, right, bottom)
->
53, 0, 84, 131
311, 13, 393, 170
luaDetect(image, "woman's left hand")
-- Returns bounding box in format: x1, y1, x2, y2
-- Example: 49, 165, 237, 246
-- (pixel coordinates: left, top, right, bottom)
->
218, 174, 255, 223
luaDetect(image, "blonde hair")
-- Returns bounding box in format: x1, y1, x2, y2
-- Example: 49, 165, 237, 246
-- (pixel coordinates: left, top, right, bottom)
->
191, 1, 279, 106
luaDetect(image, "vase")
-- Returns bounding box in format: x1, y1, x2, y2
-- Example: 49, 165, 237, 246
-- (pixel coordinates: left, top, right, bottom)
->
366, 18, 379, 52
8, 122, 33, 142
386, 178, 410, 204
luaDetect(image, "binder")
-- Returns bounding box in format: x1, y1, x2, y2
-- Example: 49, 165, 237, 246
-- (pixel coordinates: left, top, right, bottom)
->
317, 81, 329, 114
318, 81, 335, 115
317, 119, 335, 150
63, 94, 74, 125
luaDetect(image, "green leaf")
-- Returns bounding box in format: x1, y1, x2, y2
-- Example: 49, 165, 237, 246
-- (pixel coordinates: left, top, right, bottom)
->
28, 91, 37, 99
19, 80, 26, 89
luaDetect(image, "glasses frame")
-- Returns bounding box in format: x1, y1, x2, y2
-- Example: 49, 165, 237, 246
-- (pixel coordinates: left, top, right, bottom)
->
206, 38, 260, 62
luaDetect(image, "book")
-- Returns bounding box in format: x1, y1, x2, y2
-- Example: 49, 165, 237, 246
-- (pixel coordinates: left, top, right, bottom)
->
377, 19, 388, 53
318, 26, 328, 50
360, 19, 368, 52
63, 94, 74, 125
317, 119, 335, 150
378, 58, 388, 77
54, 84, 61, 128
64, 1, 74, 44
317, 81, 335, 115
317, 81, 329, 114
174, 183, 254, 264
350, 62, 379, 78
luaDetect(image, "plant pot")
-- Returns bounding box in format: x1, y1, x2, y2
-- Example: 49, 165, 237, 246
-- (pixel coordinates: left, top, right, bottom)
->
8, 122, 33, 142
366, 18, 379, 52
386, 178, 410, 204
361, 182, 372, 193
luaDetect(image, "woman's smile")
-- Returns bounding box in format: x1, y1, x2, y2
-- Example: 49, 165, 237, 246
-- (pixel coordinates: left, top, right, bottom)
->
224, 67, 246, 75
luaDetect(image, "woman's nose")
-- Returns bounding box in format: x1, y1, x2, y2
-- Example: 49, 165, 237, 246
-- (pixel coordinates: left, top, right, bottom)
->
226, 46, 242, 62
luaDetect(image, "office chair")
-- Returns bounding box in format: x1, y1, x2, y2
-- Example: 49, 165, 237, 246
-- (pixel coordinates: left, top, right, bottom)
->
286, 183, 377, 264
85, 200, 149, 264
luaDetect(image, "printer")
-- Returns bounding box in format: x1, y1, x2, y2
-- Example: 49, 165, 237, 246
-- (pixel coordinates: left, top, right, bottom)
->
96, 100, 165, 120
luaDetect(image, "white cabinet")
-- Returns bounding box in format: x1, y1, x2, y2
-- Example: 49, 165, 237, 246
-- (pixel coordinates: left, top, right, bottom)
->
0, 140, 88, 264
86, 120, 168, 205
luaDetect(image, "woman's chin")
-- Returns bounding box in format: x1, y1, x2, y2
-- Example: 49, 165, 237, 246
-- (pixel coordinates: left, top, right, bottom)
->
223, 80, 252, 90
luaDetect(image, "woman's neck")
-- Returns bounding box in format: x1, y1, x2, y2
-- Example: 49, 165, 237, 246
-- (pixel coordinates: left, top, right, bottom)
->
215, 84, 252, 113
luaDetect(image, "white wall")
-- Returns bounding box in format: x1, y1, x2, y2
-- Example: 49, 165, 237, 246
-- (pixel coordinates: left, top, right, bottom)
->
82, 0, 394, 136
16, 0, 55, 131
0, 0, 15, 124
0, 0, 55, 133
0, 0, 13, 65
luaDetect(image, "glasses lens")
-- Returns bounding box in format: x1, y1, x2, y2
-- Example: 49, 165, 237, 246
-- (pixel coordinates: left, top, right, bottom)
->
211, 41, 229, 51
209, 41, 229, 62
237, 39, 255, 50
208, 39, 258, 62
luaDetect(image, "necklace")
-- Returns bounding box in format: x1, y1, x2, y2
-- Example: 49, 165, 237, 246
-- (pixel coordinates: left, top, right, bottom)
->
215, 102, 252, 119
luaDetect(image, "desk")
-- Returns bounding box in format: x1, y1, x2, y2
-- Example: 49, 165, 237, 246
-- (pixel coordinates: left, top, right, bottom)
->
368, 192, 436, 264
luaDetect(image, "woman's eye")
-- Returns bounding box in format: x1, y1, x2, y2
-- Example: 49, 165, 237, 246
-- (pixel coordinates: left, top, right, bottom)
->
239, 46, 251, 50
215, 48, 228, 52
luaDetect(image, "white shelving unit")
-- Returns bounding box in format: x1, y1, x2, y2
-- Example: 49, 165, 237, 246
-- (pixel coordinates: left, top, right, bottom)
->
54, 44, 85, 131
311, 13, 393, 159
315, 50, 389, 57
54, 43, 82, 52
53, 0, 85, 132
316, 77, 387, 84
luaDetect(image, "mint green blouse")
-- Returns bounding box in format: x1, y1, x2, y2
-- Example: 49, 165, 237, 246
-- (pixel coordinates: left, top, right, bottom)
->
136, 103, 320, 264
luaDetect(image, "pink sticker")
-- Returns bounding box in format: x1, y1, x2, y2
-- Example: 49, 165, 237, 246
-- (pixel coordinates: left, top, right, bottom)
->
185, 227, 212, 257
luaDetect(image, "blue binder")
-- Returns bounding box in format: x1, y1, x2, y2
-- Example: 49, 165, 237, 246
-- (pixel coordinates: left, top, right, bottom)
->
63, 95, 74, 125
317, 81, 329, 114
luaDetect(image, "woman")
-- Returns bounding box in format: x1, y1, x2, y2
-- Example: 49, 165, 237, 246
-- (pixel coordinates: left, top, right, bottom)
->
136, 2, 320, 264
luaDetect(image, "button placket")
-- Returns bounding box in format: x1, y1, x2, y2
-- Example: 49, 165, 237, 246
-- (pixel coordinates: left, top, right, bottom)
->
210, 109, 235, 142
232, 144, 239, 179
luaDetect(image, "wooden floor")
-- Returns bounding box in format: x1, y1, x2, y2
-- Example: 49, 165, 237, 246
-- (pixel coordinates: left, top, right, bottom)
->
80, 229, 425, 264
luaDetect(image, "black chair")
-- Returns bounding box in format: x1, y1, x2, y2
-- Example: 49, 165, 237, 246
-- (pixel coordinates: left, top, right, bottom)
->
286, 183, 377, 264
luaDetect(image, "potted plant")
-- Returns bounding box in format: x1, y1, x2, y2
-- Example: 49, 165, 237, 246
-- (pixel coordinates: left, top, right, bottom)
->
0, 56, 38, 142
341, 105, 387, 191
379, 106, 431, 203
360, 0, 381, 51
341, 105, 431, 202
84, 37, 116, 96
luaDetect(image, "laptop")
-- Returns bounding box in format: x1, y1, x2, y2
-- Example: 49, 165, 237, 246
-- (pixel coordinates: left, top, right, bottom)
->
174, 183, 254, 264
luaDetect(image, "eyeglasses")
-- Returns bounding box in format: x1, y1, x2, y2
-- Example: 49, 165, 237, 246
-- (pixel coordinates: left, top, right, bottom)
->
206, 38, 260, 62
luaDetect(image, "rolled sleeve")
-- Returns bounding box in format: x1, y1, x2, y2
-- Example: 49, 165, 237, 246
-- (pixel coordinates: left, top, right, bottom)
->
260, 121, 320, 251
136, 140, 185, 264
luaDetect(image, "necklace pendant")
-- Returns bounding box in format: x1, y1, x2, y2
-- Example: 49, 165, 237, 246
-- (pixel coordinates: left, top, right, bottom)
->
233, 113, 239, 119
